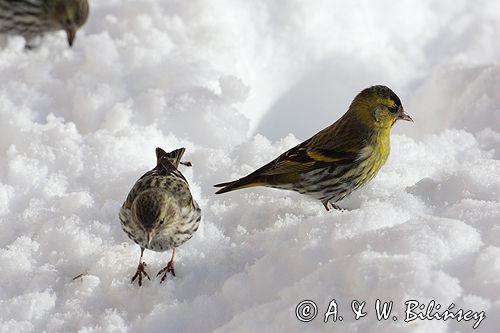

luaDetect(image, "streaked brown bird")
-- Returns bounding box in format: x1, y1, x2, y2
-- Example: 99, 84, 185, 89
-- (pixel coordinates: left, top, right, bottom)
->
119, 147, 201, 286
215, 85, 412, 210
0, 0, 89, 48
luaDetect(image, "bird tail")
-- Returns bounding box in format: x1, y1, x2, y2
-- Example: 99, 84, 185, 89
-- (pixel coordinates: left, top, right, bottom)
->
214, 177, 265, 194
156, 147, 185, 168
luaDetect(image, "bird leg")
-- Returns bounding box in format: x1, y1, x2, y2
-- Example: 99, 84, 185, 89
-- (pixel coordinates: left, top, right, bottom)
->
131, 247, 150, 286
322, 200, 342, 211
157, 248, 176, 283
330, 202, 341, 210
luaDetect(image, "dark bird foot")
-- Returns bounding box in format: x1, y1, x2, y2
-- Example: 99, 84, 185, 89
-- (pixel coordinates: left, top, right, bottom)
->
157, 260, 176, 283
131, 262, 150, 286
322, 200, 342, 211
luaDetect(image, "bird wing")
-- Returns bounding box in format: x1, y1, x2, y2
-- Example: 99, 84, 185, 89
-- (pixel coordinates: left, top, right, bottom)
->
214, 136, 361, 193
123, 151, 190, 209
258, 143, 358, 176
137, 156, 187, 183
258, 119, 366, 178
215, 115, 369, 193
159, 156, 188, 182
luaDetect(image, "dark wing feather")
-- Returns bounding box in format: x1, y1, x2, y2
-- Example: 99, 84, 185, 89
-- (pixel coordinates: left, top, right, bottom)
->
138, 156, 187, 183
215, 110, 368, 194
214, 141, 358, 193
257, 142, 358, 176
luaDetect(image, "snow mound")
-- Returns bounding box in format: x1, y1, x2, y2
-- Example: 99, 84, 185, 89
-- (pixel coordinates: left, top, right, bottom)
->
1, 1, 499, 332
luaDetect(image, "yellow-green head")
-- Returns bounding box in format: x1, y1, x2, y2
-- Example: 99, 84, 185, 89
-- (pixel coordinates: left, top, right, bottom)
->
45, 0, 89, 46
348, 85, 412, 130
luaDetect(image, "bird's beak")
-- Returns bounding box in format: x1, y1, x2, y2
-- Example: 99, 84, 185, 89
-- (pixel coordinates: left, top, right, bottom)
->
66, 28, 76, 47
397, 107, 413, 122
146, 230, 154, 247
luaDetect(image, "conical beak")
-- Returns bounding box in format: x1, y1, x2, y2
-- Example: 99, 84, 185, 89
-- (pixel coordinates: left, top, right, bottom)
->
146, 230, 154, 247
66, 28, 76, 47
397, 107, 413, 122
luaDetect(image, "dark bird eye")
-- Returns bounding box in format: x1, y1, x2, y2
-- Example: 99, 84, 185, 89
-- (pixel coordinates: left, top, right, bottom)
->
159, 219, 165, 225
389, 104, 399, 114
66, 18, 72, 25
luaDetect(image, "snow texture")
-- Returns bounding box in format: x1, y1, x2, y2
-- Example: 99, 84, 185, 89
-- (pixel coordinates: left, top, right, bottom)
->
1, 0, 500, 332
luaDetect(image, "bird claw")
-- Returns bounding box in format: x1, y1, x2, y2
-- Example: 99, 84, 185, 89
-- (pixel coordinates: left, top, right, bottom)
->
156, 260, 176, 283
322, 201, 343, 211
330, 203, 342, 211
131, 262, 150, 286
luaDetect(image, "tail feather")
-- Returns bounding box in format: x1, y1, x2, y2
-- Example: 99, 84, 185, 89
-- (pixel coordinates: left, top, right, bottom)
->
213, 181, 234, 188
156, 147, 185, 168
214, 178, 266, 194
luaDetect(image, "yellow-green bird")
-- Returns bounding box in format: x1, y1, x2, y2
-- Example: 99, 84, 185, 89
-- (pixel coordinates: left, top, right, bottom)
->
214, 85, 412, 210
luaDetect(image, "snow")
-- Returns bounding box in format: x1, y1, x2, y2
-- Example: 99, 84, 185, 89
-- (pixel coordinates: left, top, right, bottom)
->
1, 0, 500, 332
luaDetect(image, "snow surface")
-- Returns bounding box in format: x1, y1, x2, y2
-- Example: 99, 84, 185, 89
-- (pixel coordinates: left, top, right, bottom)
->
1, 0, 500, 332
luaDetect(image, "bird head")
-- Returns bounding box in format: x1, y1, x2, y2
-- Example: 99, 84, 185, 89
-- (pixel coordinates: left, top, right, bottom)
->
351, 85, 412, 129
132, 190, 179, 247
46, 0, 89, 47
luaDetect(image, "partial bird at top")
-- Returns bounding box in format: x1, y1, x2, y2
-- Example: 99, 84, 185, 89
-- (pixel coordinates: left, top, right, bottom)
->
0, 0, 89, 48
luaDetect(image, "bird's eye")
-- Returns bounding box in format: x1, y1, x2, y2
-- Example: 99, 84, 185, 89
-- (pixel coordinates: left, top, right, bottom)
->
159, 219, 165, 225
66, 18, 72, 25
389, 104, 399, 114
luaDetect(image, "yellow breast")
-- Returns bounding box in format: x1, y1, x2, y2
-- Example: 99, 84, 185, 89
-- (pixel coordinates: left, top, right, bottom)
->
354, 128, 391, 186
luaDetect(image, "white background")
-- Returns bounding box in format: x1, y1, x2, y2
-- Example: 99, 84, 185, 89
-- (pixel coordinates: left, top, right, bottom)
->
1, 0, 499, 332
